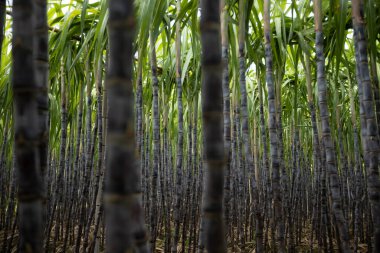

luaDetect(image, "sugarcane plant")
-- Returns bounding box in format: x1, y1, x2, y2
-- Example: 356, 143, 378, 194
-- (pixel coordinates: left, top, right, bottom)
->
0, 0, 379, 253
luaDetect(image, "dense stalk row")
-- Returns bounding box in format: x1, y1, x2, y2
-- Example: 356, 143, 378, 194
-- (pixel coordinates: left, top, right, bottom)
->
0, 1, 379, 253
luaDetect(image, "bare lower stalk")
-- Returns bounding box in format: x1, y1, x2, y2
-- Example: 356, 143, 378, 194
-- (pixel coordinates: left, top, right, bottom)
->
313, 0, 351, 252
200, 0, 227, 252
238, 0, 262, 251
149, 32, 160, 252
12, 0, 44, 251
220, 0, 232, 244
352, 1, 380, 251
172, 0, 183, 251
263, 0, 285, 251
33, 0, 49, 235
105, 1, 149, 252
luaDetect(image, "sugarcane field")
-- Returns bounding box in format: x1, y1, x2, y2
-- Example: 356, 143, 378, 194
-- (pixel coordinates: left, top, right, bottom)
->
0, 0, 380, 252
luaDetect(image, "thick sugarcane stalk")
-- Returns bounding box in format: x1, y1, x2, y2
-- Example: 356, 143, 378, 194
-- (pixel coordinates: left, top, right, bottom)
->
263, 0, 285, 251
12, 1, 44, 251
220, 0, 232, 244
105, 1, 149, 252
33, 0, 49, 232
238, 0, 262, 251
149, 32, 160, 251
313, 0, 351, 251
199, 0, 227, 251
352, 1, 380, 251
172, 0, 184, 251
